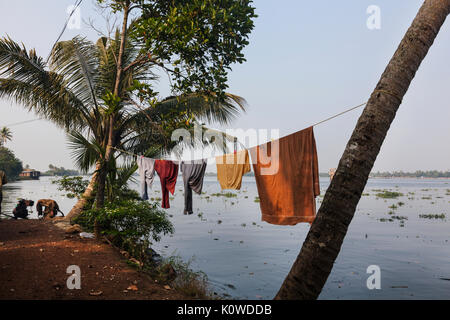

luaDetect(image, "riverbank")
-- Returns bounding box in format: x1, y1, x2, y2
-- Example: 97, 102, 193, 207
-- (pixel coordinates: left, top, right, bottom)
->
0, 219, 190, 300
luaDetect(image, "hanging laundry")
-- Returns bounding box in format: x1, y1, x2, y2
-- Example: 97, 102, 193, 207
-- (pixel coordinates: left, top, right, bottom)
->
137, 156, 155, 200
216, 149, 251, 190
249, 126, 320, 225
180, 160, 208, 215
154, 160, 179, 209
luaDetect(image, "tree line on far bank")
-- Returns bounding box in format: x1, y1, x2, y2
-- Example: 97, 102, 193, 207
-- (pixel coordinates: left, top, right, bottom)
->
0, 146, 23, 180
370, 170, 450, 178
41, 164, 79, 177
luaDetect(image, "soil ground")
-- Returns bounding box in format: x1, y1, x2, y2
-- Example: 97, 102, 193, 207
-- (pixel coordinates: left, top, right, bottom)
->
0, 219, 189, 300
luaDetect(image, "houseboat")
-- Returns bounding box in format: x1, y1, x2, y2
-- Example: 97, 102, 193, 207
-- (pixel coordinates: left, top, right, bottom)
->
19, 169, 41, 180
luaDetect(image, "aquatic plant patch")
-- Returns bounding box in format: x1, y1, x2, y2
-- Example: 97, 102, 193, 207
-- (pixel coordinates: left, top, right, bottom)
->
211, 192, 237, 198
419, 213, 446, 219
376, 191, 404, 199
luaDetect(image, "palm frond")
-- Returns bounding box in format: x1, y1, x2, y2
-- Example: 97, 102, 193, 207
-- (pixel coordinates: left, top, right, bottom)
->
50, 37, 100, 111
115, 162, 138, 186
152, 92, 247, 125
0, 37, 90, 130
67, 131, 104, 174
96, 31, 157, 102
0, 77, 88, 130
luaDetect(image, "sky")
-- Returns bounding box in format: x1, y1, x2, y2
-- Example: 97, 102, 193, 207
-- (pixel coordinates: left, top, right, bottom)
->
0, 0, 449, 173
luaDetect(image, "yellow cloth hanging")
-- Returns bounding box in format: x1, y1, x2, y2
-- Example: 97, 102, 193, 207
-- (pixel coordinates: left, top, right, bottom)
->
216, 149, 251, 190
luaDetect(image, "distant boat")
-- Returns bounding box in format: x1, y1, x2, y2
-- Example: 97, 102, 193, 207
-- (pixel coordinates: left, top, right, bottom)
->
19, 169, 41, 180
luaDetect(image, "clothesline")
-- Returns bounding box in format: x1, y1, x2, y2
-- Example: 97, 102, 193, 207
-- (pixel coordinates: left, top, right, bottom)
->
3, 118, 43, 127
2, 100, 366, 161
110, 124, 244, 161
112, 101, 367, 161
111, 146, 219, 162
310, 102, 366, 127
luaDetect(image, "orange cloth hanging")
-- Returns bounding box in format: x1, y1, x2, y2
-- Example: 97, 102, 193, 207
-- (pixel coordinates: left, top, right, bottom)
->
216, 149, 251, 190
249, 126, 320, 225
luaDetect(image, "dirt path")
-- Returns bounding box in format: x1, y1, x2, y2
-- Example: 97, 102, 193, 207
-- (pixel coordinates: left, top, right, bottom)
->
0, 219, 189, 300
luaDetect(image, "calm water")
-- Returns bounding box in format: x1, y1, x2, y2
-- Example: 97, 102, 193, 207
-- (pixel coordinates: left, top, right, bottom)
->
2, 176, 449, 299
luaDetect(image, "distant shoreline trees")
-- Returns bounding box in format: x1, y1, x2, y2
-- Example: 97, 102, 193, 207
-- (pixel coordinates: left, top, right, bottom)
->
42, 164, 79, 177
369, 170, 450, 178
0, 146, 23, 180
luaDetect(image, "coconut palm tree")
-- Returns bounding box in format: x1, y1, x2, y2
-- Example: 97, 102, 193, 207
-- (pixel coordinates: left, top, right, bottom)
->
0, 127, 12, 146
275, 0, 450, 299
0, 34, 246, 221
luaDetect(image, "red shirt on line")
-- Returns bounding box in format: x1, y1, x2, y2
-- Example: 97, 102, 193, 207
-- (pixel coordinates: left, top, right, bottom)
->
154, 160, 179, 209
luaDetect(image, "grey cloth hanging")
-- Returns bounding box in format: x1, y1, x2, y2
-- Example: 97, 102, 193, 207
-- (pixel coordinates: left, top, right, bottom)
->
137, 156, 155, 200
181, 159, 208, 214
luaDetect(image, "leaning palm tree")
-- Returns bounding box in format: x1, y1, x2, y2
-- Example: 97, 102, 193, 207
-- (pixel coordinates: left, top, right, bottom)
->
0, 34, 246, 221
0, 127, 12, 146
276, 0, 450, 299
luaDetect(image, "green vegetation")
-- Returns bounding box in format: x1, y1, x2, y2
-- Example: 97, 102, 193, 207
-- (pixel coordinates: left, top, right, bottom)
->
132, 0, 257, 97
52, 176, 89, 199
154, 256, 210, 299
376, 191, 404, 199
74, 200, 174, 261
371, 170, 450, 178
211, 192, 237, 198
391, 215, 408, 221
419, 213, 446, 219
0, 147, 23, 180
0, 127, 12, 146
43, 164, 79, 176
379, 216, 407, 224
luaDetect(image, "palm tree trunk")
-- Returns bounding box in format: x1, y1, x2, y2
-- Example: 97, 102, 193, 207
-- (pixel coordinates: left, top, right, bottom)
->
64, 162, 100, 222
96, 1, 130, 208
275, 0, 450, 300
95, 162, 107, 209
